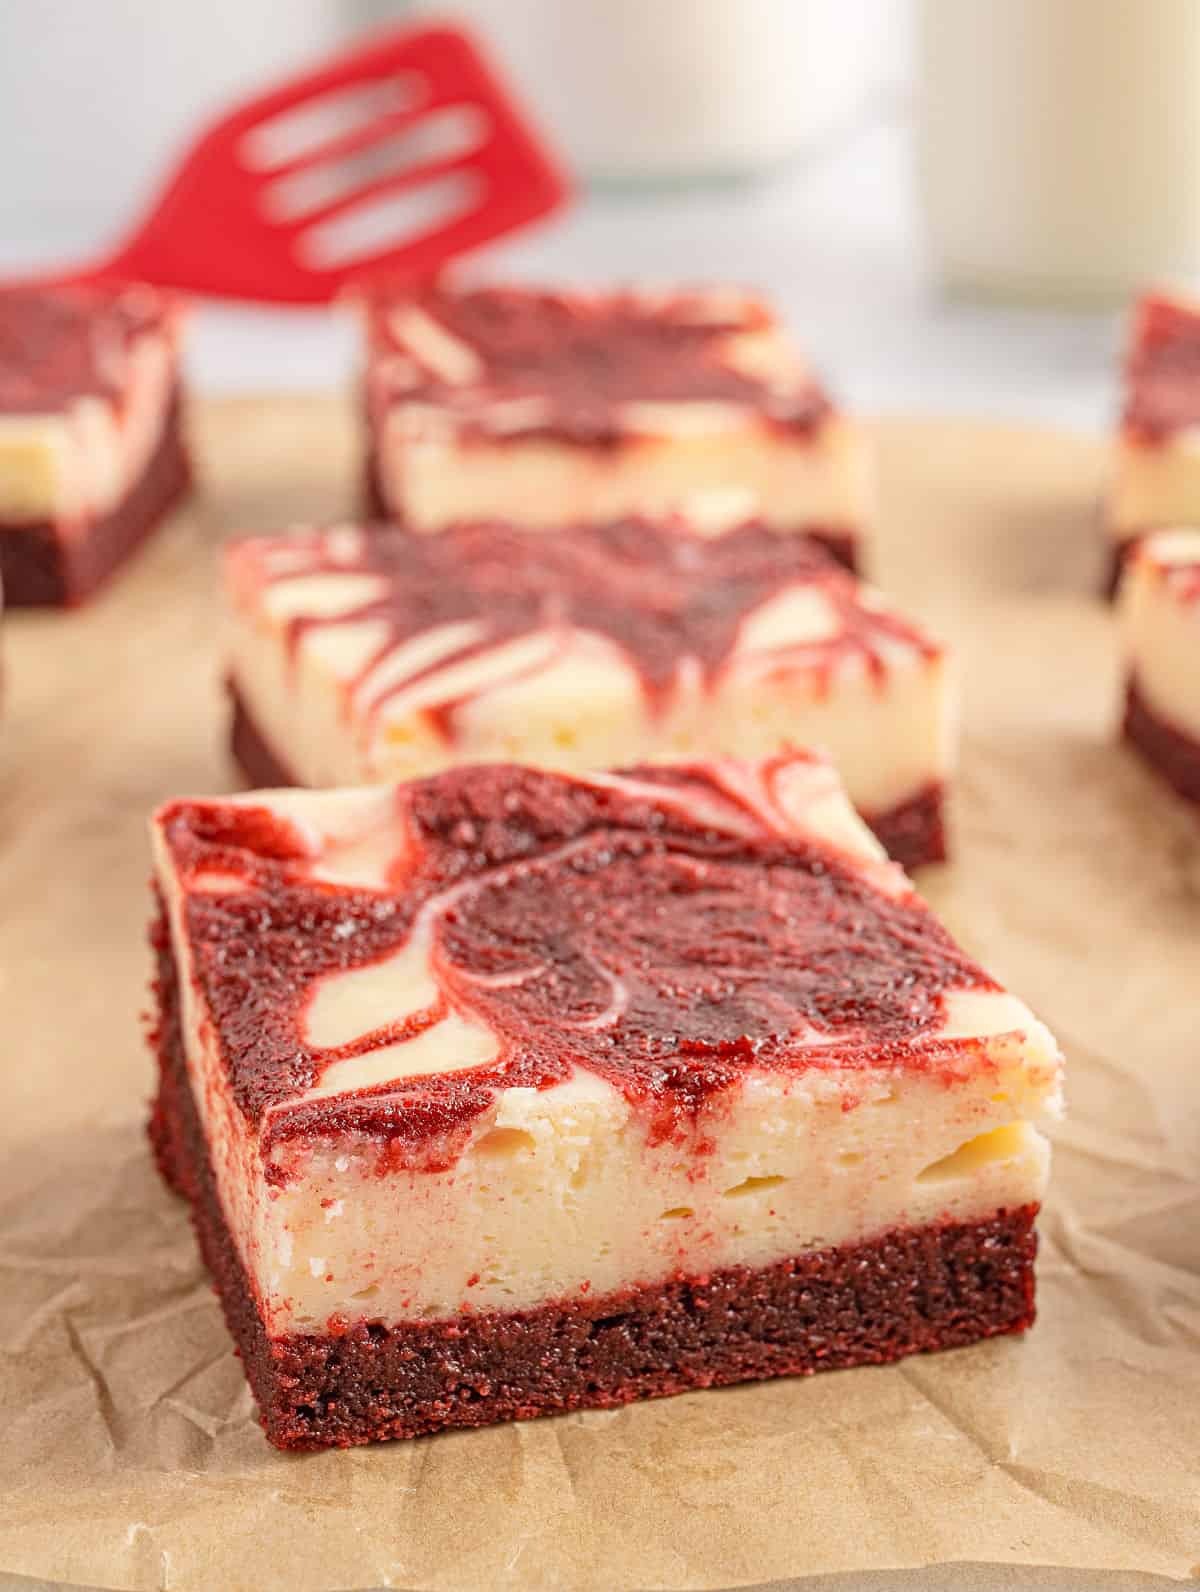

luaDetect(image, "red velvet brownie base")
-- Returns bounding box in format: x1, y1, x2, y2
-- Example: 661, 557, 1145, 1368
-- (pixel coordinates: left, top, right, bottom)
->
150, 926, 1037, 1452
800, 525, 858, 575
362, 454, 861, 574
1123, 678, 1200, 805
229, 683, 295, 789
1105, 535, 1136, 600
863, 782, 947, 872
0, 389, 190, 606
229, 684, 945, 868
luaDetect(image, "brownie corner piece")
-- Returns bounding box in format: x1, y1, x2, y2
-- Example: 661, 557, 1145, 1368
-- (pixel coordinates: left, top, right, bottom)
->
148, 754, 1061, 1448
1119, 527, 1200, 803
1106, 290, 1200, 595
0, 283, 189, 605
223, 518, 952, 866
362, 279, 869, 567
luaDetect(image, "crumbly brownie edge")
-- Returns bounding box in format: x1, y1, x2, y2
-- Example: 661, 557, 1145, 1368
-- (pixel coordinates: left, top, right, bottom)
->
1124, 677, 1200, 805
864, 782, 948, 871
1105, 533, 1136, 601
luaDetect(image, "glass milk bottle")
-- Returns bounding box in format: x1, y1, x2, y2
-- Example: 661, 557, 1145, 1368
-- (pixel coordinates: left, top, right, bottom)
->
917, 0, 1200, 303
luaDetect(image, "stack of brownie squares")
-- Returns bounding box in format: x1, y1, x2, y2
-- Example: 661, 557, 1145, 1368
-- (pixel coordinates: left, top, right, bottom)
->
1106, 290, 1200, 804
0, 275, 1066, 1448
228, 282, 953, 868
146, 279, 1068, 1448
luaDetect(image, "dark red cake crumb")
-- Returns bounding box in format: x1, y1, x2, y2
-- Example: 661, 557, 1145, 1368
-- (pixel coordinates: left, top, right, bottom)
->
230, 686, 298, 788
864, 782, 947, 871
1105, 534, 1137, 601
1124, 677, 1200, 805
149, 935, 1039, 1450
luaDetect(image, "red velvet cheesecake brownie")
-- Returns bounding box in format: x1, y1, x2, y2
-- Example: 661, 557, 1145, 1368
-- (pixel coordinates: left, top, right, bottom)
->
1108, 291, 1200, 595
1119, 528, 1200, 804
362, 282, 870, 570
148, 753, 1061, 1450
224, 518, 953, 868
0, 285, 189, 605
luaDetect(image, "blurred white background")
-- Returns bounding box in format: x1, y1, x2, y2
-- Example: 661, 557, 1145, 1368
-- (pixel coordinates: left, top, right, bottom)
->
0, 0, 1131, 426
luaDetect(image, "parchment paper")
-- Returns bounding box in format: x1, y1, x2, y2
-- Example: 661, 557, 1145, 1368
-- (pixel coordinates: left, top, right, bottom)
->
0, 400, 1197, 1592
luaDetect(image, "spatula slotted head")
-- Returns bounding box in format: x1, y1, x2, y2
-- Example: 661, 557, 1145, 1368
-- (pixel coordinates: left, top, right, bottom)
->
103, 25, 569, 303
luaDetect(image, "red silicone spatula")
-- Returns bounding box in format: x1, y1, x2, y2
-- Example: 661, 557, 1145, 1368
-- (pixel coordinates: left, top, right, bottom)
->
8, 24, 568, 304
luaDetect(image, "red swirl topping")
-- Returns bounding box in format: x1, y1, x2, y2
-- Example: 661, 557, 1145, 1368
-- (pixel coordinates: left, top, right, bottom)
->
231, 519, 935, 738
1123, 294, 1200, 443
1162, 562, 1200, 602
0, 285, 170, 414
369, 285, 832, 442
160, 763, 994, 1158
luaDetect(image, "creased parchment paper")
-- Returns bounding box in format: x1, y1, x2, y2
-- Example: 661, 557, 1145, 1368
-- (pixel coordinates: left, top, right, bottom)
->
0, 401, 1197, 1592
